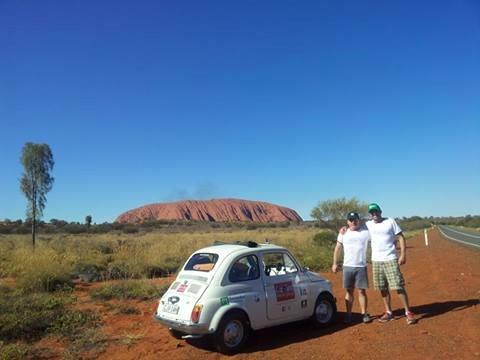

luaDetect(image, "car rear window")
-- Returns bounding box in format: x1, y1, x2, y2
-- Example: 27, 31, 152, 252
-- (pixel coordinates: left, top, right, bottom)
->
184, 253, 219, 272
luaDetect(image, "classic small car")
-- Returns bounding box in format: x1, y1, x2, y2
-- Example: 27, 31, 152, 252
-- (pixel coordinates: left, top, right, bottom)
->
154, 241, 336, 354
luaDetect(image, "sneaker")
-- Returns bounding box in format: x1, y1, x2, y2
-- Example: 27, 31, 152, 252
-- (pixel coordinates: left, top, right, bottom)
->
362, 313, 372, 323
406, 311, 416, 325
378, 312, 394, 323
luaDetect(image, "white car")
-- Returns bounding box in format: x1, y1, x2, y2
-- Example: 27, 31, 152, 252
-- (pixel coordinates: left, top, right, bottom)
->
154, 241, 336, 354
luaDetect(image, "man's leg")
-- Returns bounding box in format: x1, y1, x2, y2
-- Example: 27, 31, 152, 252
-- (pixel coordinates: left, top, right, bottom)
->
358, 288, 367, 314
343, 267, 355, 323
345, 288, 354, 322
396, 289, 410, 312
358, 288, 372, 323
380, 289, 392, 313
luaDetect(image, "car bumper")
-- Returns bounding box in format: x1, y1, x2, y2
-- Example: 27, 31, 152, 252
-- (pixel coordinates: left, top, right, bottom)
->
153, 314, 211, 335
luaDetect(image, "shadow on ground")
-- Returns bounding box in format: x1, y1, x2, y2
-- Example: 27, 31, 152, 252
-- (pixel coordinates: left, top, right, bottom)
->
409, 299, 479, 321
187, 312, 367, 353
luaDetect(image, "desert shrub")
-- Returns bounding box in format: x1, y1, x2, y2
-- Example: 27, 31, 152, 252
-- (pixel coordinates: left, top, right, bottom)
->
51, 309, 101, 339
63, 327, 107, 360
295, 246, 332, 271
145, 265, 168, 278
63, 223, 87, 234
0, 343, 29, 360
72, 263, 107, 282
110, 304, 141, 315
312, 230, 336, 246
89, 222, 114, 233
397, 218, 431, 231
246, 224, 258, 230
90, 280, 163, 301
0, 291, 74, 341
106, 264, 130, 280
279, 221, 290, 228
10, 248, 74, 293
122, 226, 139, 234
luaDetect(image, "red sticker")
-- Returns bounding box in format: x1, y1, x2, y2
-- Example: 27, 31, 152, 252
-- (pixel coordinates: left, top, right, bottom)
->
274, 281, 295, 301
177, 284, 188, 293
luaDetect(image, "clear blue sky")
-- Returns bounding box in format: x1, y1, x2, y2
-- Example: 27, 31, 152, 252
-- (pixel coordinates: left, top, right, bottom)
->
1, 0, 479, 223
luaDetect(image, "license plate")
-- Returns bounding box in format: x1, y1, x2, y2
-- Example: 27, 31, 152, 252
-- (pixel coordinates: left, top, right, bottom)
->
162, 304, 179, 315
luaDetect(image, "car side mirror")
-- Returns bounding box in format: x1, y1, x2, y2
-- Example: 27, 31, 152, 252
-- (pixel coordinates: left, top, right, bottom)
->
302, 266, 310, 273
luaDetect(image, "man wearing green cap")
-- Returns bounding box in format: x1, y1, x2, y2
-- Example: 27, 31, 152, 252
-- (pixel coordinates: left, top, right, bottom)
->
366, 203, 416, 325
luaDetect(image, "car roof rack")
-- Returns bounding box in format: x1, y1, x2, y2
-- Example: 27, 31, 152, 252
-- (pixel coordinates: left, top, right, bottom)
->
211, 240, 259, 248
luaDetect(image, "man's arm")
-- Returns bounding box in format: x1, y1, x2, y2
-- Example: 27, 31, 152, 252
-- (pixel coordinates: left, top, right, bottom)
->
332, 242, 343, 273
397, 232, 406, 265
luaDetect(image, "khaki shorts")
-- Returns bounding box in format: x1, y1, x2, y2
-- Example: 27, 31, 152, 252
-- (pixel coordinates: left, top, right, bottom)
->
372, 259, 405, 291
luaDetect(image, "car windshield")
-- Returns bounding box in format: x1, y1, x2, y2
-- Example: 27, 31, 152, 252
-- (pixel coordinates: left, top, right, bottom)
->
184, 253, 219, 272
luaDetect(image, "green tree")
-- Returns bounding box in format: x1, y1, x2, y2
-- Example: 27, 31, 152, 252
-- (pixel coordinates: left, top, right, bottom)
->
85, 215, 92, 228
310, 197, 368, 230
20, 143, 54, 248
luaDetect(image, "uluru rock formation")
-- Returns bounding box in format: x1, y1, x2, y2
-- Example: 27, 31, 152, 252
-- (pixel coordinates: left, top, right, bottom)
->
116, 198, 303, 223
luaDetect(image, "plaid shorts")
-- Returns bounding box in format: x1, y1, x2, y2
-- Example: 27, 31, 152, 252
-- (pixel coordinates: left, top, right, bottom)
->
372, 259, 405, 291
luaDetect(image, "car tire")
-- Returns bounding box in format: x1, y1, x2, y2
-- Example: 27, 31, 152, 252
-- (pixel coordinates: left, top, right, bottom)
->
214, 311, 250, 354
312, 293, 337, 327
169, 328, 185, 340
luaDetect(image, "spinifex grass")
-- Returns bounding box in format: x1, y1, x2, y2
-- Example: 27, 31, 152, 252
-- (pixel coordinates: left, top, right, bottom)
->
0, 227, 335, 287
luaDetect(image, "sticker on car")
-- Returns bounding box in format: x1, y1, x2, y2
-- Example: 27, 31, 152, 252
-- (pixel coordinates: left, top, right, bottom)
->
274, 281, 295, 301
220, 296, 230, 306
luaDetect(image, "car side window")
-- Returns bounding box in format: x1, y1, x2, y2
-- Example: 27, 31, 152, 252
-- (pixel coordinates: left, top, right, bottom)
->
228, 255, 260, 282
263, 252, 298, 277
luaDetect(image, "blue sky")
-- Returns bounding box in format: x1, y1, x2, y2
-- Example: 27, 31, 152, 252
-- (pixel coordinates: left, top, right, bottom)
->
1, 0, 479, 223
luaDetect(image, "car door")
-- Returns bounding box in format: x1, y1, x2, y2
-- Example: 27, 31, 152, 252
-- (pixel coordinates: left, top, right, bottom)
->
262, 251, 303, 321
223, 254, 266, 329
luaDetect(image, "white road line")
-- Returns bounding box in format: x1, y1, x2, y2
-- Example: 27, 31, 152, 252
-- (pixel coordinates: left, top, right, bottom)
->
441, 226, 480, 239
438, 227, 480, 249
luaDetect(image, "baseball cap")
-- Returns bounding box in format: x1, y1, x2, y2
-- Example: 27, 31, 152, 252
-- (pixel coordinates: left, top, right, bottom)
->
368, 203, 382, 213
347, 212, 360, 221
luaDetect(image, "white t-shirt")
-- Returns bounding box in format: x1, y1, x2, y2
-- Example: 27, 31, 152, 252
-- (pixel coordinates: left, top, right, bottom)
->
366, 218, 402, 261
337, 225, 370, 267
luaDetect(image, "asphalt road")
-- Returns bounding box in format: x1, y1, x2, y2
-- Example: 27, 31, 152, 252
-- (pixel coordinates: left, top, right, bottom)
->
437, 225, 480, 249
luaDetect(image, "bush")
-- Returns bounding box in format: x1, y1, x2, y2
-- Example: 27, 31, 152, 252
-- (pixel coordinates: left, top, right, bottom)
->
73, 263, 107, 283
122, 226, 139, 234
0, 343, 29, 360
0, 291, 74, 341
90, 280, 164, 301
63, 223, 87, 234
51, 309, 101, 339
312, 231, 336, 247
11, 248, 74, 293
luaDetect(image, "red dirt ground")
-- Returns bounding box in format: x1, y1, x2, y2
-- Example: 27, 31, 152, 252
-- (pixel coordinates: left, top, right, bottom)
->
41, 229, 480, 359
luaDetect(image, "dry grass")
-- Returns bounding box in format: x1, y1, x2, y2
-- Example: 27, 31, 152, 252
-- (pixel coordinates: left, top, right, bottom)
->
0, 227, 332, 289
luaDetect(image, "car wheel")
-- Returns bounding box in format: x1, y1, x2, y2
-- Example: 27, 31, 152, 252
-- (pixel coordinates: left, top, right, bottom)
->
312, 293, 337, 327
214, 311, 250, 354
169, 328, 185, 340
